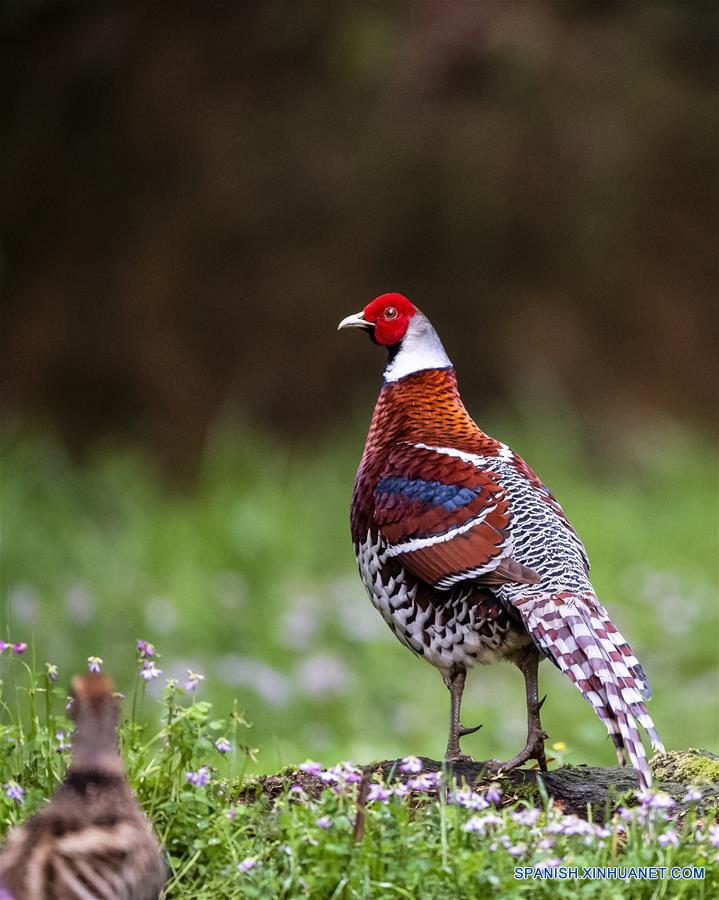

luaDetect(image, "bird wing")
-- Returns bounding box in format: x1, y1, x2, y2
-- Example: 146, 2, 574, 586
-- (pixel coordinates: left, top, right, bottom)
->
510, 452, 591, 575
373, 443, 539, 590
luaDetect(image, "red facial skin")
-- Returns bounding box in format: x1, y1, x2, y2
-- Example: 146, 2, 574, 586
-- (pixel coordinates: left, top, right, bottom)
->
363, 293, 417, 346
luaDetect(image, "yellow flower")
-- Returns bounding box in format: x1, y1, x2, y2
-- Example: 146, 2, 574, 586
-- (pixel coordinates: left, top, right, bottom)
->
552, 741, 567, 752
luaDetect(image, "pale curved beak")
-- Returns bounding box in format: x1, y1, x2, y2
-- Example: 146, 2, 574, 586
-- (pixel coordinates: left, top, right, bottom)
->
338, 311, 372, 331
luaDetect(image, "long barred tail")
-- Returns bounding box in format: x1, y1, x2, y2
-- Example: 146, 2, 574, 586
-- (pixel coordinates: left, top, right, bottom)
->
515, 591, 664, 788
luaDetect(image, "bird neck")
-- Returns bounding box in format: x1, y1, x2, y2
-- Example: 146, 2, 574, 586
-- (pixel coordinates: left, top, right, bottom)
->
368, 368, 484, 451
383, 311, 452, 382
69, 709, 125, 777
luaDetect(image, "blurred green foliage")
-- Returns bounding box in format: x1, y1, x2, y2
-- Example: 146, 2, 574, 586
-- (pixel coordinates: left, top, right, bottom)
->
1, 417, 716, 774
3, 655, 716, 897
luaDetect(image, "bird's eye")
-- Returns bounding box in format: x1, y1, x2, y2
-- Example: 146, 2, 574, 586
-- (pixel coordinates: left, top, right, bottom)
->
384, 307, 398, 320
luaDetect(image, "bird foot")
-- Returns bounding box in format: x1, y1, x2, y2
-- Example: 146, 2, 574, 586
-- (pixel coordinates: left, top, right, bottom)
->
482, 728, 549, 774
445, 723, 482, 762
445, 752, 476, 764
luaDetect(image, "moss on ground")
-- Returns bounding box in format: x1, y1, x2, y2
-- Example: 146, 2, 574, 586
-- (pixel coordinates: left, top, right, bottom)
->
651, 749, 719, 786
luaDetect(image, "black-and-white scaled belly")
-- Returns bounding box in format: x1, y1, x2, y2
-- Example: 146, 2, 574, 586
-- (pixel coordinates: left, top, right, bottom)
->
355, 529, 529, 673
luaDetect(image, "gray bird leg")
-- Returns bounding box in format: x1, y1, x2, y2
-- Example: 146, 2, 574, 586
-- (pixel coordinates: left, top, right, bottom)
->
444, 667, 482, 761
485, 646, 548, 773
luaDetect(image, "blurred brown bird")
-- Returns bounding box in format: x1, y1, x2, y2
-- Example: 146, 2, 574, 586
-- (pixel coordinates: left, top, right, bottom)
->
0, 673, 166, 900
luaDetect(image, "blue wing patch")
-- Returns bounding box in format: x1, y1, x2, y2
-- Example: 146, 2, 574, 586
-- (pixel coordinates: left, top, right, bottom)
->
375, 477, 479, 513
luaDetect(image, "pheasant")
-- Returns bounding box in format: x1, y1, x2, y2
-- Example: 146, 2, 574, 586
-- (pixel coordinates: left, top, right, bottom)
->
339, 293, 663, 786
0, 673, 166, 900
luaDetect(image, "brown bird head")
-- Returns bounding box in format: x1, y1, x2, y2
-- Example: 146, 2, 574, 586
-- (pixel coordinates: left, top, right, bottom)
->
70, 673, 120, 727
71, 672, 117, 709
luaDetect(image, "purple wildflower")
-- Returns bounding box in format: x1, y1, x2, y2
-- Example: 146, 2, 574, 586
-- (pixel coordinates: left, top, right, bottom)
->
615, 806, 636, 823
322, 762, 362, 786
184, 670, 204, 692
508, 842, 527, 858
185, 766, 210, 787
637, 788, 675, 810
237, 857, 258, 873
485, 784, 503, 805
537, 838, 555, 851
55, 731, 71, 752
12, 643, 27, 655
139, 660, 162, 681
683, 787, 702, 803
452, 788, 489, 810
226, 808, 238, 820
337, 762, 362, 783
4, 781, 24, 805
545, 814, 592, 838
463, 813, 503, 834
136, 639, 156, 658
299, 760, 323, 776
708, 824, 719, 849
45, 663, 59, 682
87, 656, 103, 673
658, 830, 680, 848
215, 737, 232, 754
399, 755, 423, 774
368, 784, 392, 803
0, 641, 8, 652
512, 807, 541, 827
535, 858, 562, 872
316, 816, 332, 829
392, 783, 409, 799
463, 816, 487, 834
407, 773, 437, 792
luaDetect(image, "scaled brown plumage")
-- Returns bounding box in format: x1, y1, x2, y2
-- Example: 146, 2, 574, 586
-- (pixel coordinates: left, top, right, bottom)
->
0, 674, 166, 900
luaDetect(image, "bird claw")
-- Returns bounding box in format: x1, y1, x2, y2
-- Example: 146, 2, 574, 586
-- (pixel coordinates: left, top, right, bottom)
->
445, 752, 477, 764
458, 722, 482, 738
480, 727, 549, 774
481, 758, 506, 775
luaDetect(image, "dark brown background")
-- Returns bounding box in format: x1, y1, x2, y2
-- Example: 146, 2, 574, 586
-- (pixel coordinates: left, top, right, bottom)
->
2, 0, 717, 475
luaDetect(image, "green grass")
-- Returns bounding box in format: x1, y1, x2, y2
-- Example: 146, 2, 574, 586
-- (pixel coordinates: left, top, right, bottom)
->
1, 650, 717, 898
0, 418, 717, 896
1, 417, 717, 773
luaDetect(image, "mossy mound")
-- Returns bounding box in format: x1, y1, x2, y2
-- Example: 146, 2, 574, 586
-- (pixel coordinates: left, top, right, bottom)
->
651, 749, 719, 786
244, 751, 719, 822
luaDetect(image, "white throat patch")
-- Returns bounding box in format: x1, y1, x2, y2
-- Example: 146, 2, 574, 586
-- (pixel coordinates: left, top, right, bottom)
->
383, 311, 452, 382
